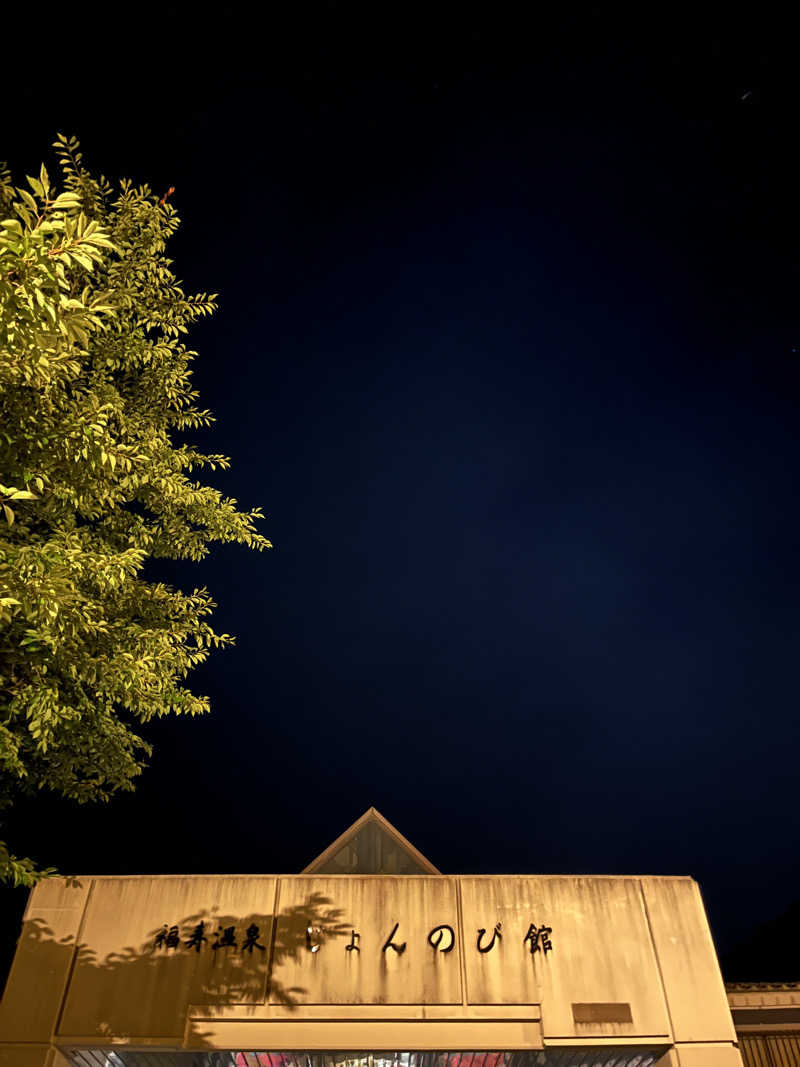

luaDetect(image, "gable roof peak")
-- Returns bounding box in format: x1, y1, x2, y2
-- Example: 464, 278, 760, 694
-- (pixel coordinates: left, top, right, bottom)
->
302, 807, 441, 875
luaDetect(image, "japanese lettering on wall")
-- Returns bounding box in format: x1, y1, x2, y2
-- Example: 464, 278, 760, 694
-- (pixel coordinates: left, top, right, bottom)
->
155, 921, 266, 955
153, 918, 553, 957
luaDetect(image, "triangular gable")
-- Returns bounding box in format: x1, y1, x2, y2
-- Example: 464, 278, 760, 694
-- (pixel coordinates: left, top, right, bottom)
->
302, 807, 441, 874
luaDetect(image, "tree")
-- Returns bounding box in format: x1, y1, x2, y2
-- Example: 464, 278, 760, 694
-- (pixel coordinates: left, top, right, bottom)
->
0, 136, 271, 885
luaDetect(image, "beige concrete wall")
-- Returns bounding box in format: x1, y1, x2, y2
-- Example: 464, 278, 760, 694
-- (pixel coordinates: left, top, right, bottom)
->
657, 1047, 744, 1067
463, 876, 670, 1040
58, 874, 277, 1041
271, 876, 462, 1005
641, 878, 737, 1046
0, 877, 90, 1043
0, 873, 741, 1061
0, 1046, 52, 1067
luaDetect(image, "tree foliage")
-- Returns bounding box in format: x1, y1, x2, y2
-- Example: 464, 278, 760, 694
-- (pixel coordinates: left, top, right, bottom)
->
0, 137, 271, 885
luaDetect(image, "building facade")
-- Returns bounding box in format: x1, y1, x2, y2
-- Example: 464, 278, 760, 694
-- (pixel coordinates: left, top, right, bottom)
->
726, 983, 800, 1066
0, 809, 794, 1067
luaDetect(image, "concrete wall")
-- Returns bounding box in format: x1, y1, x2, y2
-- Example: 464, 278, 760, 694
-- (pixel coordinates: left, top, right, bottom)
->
0, 874, 741, 1064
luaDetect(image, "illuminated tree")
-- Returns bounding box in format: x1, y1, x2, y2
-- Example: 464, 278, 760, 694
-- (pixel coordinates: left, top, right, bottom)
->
0, 137, 271, 884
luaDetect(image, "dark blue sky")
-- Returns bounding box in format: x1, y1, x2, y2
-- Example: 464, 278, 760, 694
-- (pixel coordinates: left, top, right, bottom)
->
3, 7, 798, 979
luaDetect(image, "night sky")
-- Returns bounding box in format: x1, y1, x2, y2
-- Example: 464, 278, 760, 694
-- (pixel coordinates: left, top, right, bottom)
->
2, 7, 798, 984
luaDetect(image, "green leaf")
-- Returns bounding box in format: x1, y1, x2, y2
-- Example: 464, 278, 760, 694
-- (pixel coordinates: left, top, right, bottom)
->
50, 192, 82, 210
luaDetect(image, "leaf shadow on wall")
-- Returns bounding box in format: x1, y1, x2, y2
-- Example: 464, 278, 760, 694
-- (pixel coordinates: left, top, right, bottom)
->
1, 889, 350, 1050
